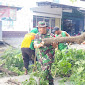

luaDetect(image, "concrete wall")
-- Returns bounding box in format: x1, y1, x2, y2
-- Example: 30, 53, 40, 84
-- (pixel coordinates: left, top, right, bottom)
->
0, 21, 2, 41
2, 31, 28, 38
31, 6, 62, 18
84, 16, 85, 30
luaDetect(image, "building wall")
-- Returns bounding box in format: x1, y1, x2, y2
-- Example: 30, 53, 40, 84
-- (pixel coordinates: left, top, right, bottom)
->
31, 5, 62, 31
2, 31, 28, 38
55, 18, 61, 29
0, 21, 2, 41
31, 6, 62, 18
84, 17, 85, 30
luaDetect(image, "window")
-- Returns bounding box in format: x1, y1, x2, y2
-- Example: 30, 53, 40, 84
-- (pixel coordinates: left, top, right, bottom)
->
33, 16, 36, 27
37, 16, 43, 24
33, 15, 55, 31
51, 18, 55, 29
45, 18, 50, 27
33, 16, 43, 27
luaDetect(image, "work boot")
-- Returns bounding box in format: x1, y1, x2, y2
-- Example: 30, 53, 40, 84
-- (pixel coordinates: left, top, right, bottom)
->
49, 82, 54, 85
49, 77, 54, 85
24, 69, 28, 75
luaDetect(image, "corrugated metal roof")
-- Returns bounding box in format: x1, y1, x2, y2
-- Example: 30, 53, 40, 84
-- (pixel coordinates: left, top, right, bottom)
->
36, 1, 79, 9
36, 1, 85, 15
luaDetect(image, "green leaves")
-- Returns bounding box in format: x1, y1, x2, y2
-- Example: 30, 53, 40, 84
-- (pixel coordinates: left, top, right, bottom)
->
22, 77, 37, 85
77, 67, 84, 74
53, 48, 85, 84
0, 47, 24, 75
58, 59, 72, 75
0, 46, 85, 85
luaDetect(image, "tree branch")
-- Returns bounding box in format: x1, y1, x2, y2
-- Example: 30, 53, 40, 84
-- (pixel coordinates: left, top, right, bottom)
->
42, 32, 85, 45
0, 66, 18, 76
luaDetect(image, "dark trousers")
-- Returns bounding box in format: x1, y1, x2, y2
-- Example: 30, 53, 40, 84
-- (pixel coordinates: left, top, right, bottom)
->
21, 48, 35, 70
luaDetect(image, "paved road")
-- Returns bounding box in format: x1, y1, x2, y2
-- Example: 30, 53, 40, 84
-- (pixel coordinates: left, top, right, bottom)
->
3, 38, 23, 48
68, 44, 85, 50
0, 75, 72, 85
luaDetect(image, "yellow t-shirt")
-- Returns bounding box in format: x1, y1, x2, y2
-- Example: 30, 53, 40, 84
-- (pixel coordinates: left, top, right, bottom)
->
21, 33, 36, 48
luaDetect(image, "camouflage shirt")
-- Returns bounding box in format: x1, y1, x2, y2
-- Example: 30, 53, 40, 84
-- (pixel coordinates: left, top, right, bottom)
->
34, 32, 55, 67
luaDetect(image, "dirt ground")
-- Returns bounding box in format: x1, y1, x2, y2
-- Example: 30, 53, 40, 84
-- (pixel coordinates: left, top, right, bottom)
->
0, 75, 72, 85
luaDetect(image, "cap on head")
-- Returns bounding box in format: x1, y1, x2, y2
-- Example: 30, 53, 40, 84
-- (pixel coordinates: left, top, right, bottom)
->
52, 27, 59, 33
37, 21, 48, 28
30, 28, 38, 34
54, 27, 59, 31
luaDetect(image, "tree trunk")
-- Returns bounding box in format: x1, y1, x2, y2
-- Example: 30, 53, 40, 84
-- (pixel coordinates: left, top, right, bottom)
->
42, 32, 85, 45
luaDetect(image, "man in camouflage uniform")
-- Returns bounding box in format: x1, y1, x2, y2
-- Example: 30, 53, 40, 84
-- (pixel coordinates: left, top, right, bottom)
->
34, 21, 57, 85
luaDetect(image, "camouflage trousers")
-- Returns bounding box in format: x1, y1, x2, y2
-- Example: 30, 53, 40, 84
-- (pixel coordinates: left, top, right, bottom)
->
38, 58, 54, 85
39, 67, 54, 85
36, 49, 54, 85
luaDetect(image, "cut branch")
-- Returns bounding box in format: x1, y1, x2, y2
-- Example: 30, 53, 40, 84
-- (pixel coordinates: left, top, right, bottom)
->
0, 66, 18, 76
7, 79, 21, 85
42, 32, 85, 45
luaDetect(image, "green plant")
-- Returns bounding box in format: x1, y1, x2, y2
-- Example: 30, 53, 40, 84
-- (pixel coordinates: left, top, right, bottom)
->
22, 76, 37, 85
1, 47, 85, 85
0, 47, 24, 75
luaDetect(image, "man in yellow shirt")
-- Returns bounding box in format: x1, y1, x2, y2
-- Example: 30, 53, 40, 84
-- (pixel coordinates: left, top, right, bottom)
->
21, 28, 38, 75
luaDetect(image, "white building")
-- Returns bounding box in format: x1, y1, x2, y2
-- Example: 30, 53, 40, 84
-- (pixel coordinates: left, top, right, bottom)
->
30, 5, 62, 32
0, 4, 21, 41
